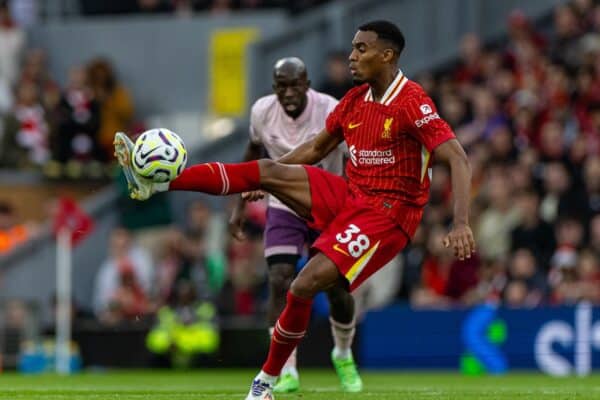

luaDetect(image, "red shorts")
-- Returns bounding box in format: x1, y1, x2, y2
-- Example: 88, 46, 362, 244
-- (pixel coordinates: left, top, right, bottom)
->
304, 166, 410, 291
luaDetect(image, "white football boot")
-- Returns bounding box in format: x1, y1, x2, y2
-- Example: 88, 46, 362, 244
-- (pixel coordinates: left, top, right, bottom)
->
245, 378, 275, 400
113, 132, 168, 200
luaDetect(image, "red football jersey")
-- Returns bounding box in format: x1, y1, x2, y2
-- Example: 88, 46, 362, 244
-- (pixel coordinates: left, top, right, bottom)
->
325, 70, 456, 237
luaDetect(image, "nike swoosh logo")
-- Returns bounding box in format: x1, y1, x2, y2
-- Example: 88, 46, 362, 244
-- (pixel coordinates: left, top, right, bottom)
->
139, 146, 160, 158
333, 243, 350, 257
348, 122, 362, 129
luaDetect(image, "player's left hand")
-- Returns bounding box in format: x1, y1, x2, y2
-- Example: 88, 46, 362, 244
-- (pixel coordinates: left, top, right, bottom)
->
443, 223, 476, 261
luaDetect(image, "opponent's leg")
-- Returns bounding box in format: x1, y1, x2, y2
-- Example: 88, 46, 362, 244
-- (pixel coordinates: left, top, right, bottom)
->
245, 253, 343, 400
326, 285, 363, 392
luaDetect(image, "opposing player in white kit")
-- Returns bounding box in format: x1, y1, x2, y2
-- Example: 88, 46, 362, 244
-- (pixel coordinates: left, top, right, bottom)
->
229, 57, 362, 393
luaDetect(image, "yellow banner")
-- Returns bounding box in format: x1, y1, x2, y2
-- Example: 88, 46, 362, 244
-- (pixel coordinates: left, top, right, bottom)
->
209, 28, 260, 116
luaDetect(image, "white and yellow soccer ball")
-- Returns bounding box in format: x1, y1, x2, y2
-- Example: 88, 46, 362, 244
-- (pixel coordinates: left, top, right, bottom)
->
132, 128, 187, 183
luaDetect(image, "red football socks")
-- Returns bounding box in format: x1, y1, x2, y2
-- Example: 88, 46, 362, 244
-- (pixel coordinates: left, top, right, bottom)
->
262, 292, 313, 376
169, 161, 260, 194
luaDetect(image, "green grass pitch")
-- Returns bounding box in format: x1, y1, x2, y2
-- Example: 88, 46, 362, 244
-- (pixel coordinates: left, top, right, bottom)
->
1, 369, 600, 399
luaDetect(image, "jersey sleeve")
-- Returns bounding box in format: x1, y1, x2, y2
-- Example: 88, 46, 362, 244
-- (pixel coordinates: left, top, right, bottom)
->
404, 93, 455, 152
325, 94, 349, 137
249, 102, 263, 145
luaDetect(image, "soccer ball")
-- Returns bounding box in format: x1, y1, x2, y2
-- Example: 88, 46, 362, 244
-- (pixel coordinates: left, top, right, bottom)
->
132, 128, 187, 183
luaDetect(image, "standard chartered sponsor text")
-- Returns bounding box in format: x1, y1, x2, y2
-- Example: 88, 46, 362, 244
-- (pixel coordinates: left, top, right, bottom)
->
358, 149, 395, 165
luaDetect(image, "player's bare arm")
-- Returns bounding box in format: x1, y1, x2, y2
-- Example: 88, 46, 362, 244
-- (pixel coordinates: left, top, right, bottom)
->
432, 138, 476, 261
229, 141, 263, 240
278, 128, 343, 165
241, 129, 343, 202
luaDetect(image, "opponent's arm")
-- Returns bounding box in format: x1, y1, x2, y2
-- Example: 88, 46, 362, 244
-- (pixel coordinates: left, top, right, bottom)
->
432, 138, 475, 260
277, 128, 344, 165
229, 141, 263, 240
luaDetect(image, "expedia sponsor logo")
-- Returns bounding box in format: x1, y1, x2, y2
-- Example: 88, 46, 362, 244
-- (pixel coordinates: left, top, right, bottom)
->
349, 146, 395, 166
415, 112, 440, 127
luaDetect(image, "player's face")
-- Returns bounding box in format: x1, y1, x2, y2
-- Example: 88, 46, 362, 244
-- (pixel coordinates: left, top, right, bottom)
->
349, 30, 387, 84
272, 74, 309, 117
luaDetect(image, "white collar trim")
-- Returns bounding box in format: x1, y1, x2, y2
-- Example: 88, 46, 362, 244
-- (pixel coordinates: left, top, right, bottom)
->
364, 69, 408, 105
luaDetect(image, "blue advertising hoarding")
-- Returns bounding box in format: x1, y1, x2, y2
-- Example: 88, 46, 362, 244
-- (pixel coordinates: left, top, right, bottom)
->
360, 303, 600, 376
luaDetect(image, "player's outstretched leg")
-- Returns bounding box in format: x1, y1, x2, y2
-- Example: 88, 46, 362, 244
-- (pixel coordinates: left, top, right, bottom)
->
245, 253, 343, 400
115, 133, 313, 217
326, 285, 363, 392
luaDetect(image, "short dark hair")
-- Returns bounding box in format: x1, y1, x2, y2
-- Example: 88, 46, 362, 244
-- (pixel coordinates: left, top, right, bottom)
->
358, 20, 405, 56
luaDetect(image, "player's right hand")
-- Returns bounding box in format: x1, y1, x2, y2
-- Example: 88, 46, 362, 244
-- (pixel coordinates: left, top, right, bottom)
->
228, 207, 246, 241
443, 223, 476, 261
241, 190, 265, 201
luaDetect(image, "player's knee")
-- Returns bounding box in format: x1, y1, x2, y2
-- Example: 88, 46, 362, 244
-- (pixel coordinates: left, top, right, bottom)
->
290, 269, 327, 298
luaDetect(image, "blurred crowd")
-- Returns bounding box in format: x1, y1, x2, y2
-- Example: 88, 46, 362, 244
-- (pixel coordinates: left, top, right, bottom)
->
79, 0, 331, 16
0, 0, 136, 178
90, 194, 269, 325
4, 0, 600, 336
402, 0, 600, 308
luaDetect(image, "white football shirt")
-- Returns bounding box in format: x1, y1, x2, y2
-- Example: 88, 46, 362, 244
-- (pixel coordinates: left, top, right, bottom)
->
249, 88, 346, 211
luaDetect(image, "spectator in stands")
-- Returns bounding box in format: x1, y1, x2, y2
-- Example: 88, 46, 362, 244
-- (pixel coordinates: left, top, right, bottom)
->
49, 65, 101, 166
183, 199, 227, 297
505, 248, 547, 306
412, 223, 479, 307
582, 155, 600, 218
457, 87, 508, 148
444, 255, 481, 304
438, 93, 468, 129
0, 80, 50, 168
0, 0, 24, 87
156, 227, 190, 305
554, 217, 585, 254
423, 165, 452, 226
549, 246, 580, 304
19, 49, 59, 107
93, 227, 154, 322
155, 226, 210, 306
173, 0, 195, 17
102, 260, 151, 323
88, 58, 134, 160
506, 9, 546, 51
589, 214, 600, 257
510, 189, 556, 269
318, 51, 354, 100
503, 280, 531, 308
574, 249, 600, 303
454, 33, 483, 87
220, 201, 266, 315
540, 162, 583, 223
476, 167, 520, 261
398, 226, 426, 299
137, 0, 173, 13
3, 299, 36, 363
551, 4, 583, 68
463, 258, 507, 305
410, 225, 454, 308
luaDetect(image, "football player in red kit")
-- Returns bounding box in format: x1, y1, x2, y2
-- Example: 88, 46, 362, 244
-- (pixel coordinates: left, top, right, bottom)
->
114, 20, 475, 400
